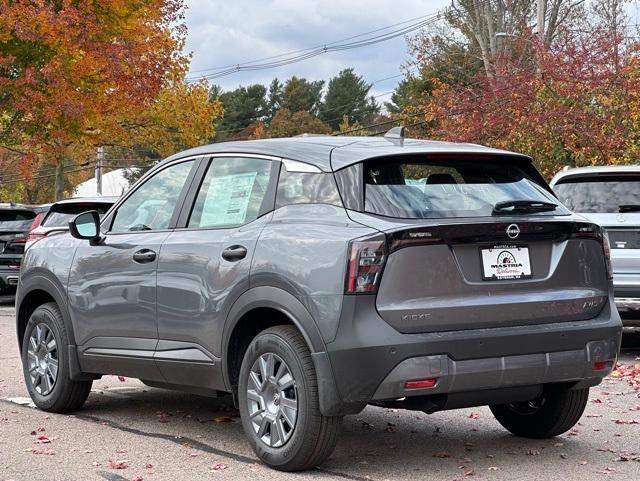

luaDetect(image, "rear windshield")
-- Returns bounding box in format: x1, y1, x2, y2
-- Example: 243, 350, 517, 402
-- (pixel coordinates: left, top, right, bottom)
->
0, 209, 36, 230
43, 203, 112, 227
362, 158, 565, 219
553, 175, 640, 213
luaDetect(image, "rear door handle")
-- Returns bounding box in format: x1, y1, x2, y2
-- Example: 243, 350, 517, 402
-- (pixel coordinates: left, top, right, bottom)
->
222, 245, 247, 261
133, 249, 156, 263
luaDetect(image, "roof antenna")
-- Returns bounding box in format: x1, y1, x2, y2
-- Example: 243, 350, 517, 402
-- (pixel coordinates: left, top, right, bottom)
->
384, 126, 405, 146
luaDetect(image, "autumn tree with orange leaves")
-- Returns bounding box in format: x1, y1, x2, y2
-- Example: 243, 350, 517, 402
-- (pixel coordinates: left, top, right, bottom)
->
0, 0, 221, 201
405, 0, 640, 177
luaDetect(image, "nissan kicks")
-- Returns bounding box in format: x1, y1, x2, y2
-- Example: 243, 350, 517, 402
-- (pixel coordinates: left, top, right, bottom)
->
17, 130, 622, 471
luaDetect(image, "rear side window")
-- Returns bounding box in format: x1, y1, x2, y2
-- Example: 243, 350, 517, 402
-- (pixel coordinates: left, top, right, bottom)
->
43, 203, 113, 227
276, 165, 342, 208
553, 175, 640, 213
359, 157, 565, 219
0, 209, 36, 229
188, 157, 272, 228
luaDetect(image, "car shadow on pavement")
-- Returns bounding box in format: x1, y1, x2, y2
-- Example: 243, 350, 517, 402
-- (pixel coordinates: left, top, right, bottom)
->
72, 362, 640, 481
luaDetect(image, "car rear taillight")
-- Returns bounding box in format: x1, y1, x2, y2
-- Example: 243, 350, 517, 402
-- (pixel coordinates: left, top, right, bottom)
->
601, 230, 613, 280
29, 213, 44, 231
345, 236, 387, 294
25, 213, 47, 245
26, 231, 47, 243
571, 224, 613, 280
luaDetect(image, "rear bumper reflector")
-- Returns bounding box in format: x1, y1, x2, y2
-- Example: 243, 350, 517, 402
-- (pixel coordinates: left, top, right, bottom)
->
404, 379, 437, 390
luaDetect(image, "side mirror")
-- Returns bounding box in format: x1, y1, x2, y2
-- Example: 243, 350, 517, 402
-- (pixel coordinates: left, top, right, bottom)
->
69, 211, 101, 242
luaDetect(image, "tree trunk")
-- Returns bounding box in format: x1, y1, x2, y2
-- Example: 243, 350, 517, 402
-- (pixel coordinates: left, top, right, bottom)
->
54, 159, 64, 201
537, 0, 546, 39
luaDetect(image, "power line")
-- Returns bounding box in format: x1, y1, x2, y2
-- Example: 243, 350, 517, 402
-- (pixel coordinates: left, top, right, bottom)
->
187, 11, 446, 82
189, 14, 437, 76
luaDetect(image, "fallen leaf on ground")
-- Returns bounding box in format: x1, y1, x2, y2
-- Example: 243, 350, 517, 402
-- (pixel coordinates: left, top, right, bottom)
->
596, 467, 616, 475
31, 448, 55, 455
35, 434, 51, 444
109, 459, 130, 469
210, 463, 228, 471
462, 466, 475, 476
213, 416, 233, 423
432, 451, 451, 458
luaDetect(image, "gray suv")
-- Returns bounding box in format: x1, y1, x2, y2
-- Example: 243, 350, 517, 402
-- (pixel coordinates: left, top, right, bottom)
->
17, 132, 622, 471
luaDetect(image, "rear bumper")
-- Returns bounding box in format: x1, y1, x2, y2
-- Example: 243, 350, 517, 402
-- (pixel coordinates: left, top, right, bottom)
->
372, 340, 616, 401
318, 294, 622, 416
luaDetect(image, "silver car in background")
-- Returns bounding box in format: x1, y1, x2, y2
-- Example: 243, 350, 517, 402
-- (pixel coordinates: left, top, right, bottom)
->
551, 166, 640, 325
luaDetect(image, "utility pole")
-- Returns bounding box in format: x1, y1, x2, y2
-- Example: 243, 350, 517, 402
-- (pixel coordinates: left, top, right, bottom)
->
95, 146, 104, 196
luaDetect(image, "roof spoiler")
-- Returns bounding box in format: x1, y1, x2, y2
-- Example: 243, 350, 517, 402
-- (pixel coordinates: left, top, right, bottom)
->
384, 126, 405, 146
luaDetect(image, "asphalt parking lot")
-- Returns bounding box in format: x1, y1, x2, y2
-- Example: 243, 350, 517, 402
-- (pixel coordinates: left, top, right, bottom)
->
1, 305, 639, 481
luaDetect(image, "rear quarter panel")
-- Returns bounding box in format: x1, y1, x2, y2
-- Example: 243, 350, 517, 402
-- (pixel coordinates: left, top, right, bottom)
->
250, 204, 375, 343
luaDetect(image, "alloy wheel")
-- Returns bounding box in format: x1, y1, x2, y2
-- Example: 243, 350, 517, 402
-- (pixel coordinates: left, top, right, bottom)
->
26, 323, 59, 396
246, 352, 298, 448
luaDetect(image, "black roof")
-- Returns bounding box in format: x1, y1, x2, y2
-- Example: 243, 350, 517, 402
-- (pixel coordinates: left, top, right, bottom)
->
159, 136, 531, 172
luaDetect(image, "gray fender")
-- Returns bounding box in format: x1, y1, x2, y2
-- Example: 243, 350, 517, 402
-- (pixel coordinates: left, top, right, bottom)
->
17, 270, 91, 381
222, 286, 345, 416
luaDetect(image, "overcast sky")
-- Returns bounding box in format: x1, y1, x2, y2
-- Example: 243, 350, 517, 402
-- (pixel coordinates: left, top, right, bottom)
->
183, 0, 449, 102
184, 0, 640, 102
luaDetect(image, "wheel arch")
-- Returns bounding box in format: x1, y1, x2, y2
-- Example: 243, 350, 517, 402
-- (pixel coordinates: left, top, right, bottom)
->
17, 273, 74, 350
222, 286, 327, 392
15, 272, 92, 381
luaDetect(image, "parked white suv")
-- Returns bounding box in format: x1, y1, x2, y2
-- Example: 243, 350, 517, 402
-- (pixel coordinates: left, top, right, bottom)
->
551, 166, 640, 325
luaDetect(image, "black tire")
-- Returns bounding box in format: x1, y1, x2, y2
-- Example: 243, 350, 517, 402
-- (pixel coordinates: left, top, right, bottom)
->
490, 386, 589, 439
21, 302, 92, 413
238, 325, 342, 471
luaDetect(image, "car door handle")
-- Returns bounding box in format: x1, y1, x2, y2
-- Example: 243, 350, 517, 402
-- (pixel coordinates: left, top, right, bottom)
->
132, 249, 156, 263
222, 245, 247, 261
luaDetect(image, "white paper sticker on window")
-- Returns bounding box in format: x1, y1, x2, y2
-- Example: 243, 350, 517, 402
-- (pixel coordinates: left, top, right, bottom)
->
200, 172, 257, 226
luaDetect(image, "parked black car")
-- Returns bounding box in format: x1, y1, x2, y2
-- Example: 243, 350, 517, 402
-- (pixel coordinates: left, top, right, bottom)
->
0, 203, 49, 299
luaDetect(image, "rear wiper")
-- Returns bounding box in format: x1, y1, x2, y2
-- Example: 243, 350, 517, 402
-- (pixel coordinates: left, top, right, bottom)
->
492, 199, 558, 215
619, 205, 640, 213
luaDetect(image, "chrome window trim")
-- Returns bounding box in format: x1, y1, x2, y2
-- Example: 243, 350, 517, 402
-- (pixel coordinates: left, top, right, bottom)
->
281, 158, 321, 173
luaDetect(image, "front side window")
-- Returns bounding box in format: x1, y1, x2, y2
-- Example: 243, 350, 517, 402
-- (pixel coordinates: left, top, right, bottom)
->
361, 157, 566, 219
553, 175, 640, 213
188, 157, 272, 228
111, 160, 195, 232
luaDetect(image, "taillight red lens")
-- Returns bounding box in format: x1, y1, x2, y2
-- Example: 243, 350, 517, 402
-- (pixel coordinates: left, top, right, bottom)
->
345, 236, 386, 294
571, 224, 613, 280
601, 230, 613, 280
26, 232, 46, 243
29, 213, 45, 231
